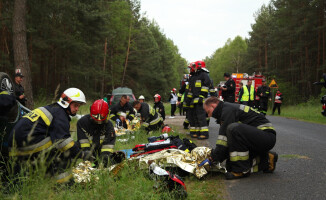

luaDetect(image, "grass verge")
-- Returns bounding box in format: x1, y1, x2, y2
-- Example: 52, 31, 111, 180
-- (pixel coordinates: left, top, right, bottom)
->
1, 102, 226, 199
267, 103, 326, 125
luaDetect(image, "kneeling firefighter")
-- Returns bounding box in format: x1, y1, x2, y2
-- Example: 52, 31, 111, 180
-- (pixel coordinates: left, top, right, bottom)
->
203, 97, 278, 180
77, 99, 116, 167
9, 88, 88, 183
132, 101, 163, 134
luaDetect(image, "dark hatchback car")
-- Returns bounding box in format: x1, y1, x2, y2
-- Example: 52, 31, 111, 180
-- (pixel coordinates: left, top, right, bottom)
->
107, 87, 136, 107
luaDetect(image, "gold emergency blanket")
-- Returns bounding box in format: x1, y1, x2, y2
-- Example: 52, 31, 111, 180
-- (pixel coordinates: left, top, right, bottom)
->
135, 147, 225, 178
72, 161, 99, 183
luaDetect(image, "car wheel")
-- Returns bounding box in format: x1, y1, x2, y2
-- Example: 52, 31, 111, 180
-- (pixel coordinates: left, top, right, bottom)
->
0, 72, 15, 95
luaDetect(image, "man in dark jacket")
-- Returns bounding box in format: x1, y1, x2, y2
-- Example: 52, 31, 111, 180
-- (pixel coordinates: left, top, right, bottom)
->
9, 88, 87, 183
204, 97, 278, 180
178, 73, 192, 129
133, 101, 163, 134
13, 72, 26, 106
77, 99, 116, 166
257, 79, 271, 115
109, 95, 135, 124
220, 73, 235, 103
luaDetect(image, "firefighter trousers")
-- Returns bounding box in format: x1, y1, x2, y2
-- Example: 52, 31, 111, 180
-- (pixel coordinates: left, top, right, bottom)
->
258, 99, 269, 115
10, 149, 74, 184
224, 123, 276, 173
188, 103, 209, 139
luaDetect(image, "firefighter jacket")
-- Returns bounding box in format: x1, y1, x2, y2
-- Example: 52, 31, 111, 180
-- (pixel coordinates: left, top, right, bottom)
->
178, 81, 188, 102
188, 69, 211, 105
154, 101, 165, 120
77, 114, 116, 156
0, 91, 17, 117
8, 103, 81, 158
178, 78, 192, 108
14, 82, 26, 106
139, 103, 163, 129
221, 78, 235, 100
211, 102, 275, 162
239, 85, 255, 102
257, 85, 271, 100
201, 68, 217, 97
109, 102, 135, 122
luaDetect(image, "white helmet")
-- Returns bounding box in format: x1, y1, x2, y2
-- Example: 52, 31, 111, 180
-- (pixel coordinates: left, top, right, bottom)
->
138, 95, 145, 100
57, 88, 86, 108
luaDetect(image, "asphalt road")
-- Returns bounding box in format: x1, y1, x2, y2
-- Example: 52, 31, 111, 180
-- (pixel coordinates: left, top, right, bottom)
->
207, 115, 326, 200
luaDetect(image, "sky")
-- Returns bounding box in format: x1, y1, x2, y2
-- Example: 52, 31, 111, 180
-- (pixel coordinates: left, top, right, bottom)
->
140, 0, 271, 62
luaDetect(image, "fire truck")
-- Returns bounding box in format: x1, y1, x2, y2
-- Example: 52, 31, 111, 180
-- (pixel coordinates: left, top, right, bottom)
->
218, 73, 266, 103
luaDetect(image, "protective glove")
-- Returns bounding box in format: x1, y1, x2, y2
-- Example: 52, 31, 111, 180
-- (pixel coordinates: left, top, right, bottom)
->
210, 148, 220, 163
82, 150, 95, 162
101, 152, 112, 167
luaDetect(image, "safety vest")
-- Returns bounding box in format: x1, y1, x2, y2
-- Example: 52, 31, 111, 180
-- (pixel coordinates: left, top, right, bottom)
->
241, 85, 254, 101
181, 93, 185, 103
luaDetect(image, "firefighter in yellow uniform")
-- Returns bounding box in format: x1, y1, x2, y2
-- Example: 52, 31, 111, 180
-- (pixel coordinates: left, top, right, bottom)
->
9, 88, 87, 183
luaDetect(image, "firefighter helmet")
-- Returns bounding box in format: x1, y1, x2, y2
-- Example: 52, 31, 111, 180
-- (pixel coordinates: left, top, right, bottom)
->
188, 62, 196, 73
90, 99, 109, 123
195, 60, 206, 69
138, 95, 145, 100
154, 94, 161, 101
161, 125, 172, 133
58, 88, 86, 108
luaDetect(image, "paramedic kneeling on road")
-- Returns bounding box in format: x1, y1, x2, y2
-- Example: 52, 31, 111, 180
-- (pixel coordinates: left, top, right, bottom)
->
203, 97, 278, 180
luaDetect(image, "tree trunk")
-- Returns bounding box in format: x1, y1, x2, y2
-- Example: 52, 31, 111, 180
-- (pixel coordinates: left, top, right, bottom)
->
101, 38, 107, 97
12, 0, 33, 109
121, 23, 132, 86
264, 39, 268, 71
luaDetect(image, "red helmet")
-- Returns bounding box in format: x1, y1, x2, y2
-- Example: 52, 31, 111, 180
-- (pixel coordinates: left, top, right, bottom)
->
195, 61, 206, 69
154, 94, 161, 101
188, 62, 196, 73
90, 99, 109, 123
161, 125, 172, 133
172, 88, 177, 92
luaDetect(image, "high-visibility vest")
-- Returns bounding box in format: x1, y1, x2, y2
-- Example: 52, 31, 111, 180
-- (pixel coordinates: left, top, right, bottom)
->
181, 93, 185, 103
241, 85, 254, 101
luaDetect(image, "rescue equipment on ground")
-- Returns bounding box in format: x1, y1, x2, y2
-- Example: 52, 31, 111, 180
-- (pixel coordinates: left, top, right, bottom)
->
149, 162, 187, 199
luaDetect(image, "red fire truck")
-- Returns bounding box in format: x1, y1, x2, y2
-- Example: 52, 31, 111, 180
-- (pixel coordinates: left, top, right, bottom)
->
218, 73, 266, 103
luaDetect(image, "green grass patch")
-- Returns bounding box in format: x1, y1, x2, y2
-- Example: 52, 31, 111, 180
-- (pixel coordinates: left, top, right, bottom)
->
267, 102, 326, 125
1, 99, 226, 199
